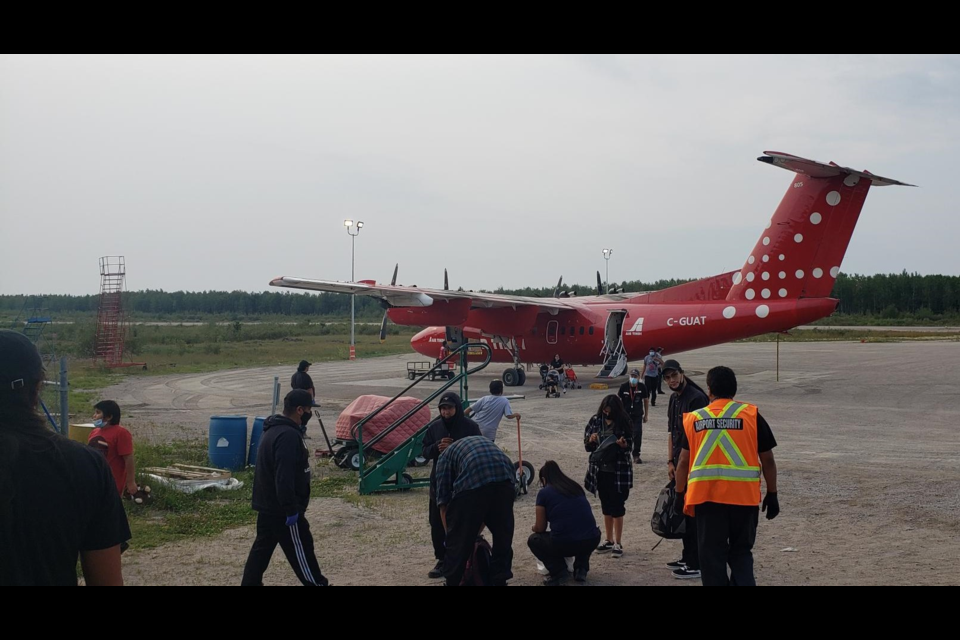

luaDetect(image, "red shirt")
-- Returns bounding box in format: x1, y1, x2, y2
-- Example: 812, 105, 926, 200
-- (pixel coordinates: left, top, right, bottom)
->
88, 425, 134, 495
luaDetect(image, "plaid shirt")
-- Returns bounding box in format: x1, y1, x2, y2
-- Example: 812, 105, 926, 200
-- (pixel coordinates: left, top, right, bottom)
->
583, 415, 633, 495
435, 436, 515, 507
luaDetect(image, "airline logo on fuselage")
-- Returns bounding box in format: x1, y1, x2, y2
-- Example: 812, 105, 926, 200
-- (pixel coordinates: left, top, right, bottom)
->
625, 318, 644, 336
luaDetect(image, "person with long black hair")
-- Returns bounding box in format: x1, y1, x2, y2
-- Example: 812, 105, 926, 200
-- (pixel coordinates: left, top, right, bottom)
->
528, 461, 601, 585
0, 330, 130, 586
583, 394, 633, 559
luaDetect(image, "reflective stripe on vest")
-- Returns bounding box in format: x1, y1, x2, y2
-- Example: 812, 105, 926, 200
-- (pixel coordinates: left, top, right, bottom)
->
689, 401, 761, 484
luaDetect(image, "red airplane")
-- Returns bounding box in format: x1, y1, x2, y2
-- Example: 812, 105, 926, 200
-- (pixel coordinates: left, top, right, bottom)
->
271, 152, 913, 387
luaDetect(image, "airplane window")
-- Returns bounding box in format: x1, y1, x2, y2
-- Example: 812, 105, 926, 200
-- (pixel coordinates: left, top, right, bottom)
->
579, 326, 585, 336
589, 326, 594, 336
560, 326, 566, 335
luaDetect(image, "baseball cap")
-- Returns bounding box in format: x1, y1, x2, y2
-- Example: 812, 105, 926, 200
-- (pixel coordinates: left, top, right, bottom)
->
438, 393, 459, 408
662, 359, 683, 373
629, 368, 641, 377
298, 360, 312, 371
285, 389, 314, 409
0, 330, 44, 390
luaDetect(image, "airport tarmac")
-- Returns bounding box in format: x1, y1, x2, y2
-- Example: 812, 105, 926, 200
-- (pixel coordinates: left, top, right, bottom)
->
113, 339, 960, 586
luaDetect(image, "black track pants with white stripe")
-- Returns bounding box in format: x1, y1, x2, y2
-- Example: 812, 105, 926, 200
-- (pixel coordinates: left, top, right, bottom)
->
242, 512, 328, 586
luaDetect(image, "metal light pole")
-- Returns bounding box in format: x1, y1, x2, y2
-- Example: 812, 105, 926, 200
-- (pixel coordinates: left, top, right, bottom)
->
344, 219, 364, 360
602, 248, 613, 293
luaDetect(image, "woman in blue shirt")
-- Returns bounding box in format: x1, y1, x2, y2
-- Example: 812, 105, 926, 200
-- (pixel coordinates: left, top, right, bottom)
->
528, 461, 601, 586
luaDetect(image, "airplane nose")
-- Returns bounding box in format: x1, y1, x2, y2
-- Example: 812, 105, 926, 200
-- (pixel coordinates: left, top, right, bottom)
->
411, 327, 441, 357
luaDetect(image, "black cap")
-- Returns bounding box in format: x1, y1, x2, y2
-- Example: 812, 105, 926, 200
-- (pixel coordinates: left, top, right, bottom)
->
285, 389, 314, 409
662, 359, 683, 373
298, 360, 311, 371
0, 330, 44, 390
438, 393, 459, 408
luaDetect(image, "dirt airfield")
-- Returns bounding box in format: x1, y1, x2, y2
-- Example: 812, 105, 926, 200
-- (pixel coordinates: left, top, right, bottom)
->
109, 340, 960, 586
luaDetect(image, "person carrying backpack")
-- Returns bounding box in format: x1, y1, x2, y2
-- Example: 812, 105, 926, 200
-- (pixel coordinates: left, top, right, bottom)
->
583, 395, 633, 559
435, 436, 516, 587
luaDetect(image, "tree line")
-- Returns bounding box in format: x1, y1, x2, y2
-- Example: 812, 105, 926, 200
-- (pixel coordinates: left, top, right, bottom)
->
2, 272, 958, 320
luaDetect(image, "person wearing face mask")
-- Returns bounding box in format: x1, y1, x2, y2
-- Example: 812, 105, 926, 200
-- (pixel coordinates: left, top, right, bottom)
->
0, 330, 129, 586
88, 400, 139, 500
643, 348, 664, 407
618, 369, 649, 464
420, 392, 481, 579
241, 390, 329, 586
583, 395, 633, 559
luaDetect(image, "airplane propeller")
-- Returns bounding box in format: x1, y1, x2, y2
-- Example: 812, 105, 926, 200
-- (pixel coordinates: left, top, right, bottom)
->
553, 276, 564, 298
597, 271, 604, 296
379, 263, 399, 343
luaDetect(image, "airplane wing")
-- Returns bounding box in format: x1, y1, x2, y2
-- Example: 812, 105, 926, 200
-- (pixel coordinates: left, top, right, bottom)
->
269, 276, 585, 311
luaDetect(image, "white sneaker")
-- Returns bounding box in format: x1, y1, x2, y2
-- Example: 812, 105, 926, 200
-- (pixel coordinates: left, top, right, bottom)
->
611, 543, 623, 558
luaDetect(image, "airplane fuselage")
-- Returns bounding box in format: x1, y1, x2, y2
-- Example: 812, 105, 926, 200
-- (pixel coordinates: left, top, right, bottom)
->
410, 296, 837, 365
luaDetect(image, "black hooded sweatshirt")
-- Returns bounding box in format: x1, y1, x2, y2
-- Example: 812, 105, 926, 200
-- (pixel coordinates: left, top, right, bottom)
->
420, 393, 481, 501
252, 414, 311, 517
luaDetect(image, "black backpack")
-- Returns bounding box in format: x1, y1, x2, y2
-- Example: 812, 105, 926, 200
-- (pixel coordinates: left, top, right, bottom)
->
650, 482, 686, 540
459, 535, 493, 586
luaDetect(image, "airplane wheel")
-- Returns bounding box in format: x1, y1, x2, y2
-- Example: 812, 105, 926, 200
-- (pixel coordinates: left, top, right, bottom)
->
398, 473, 414, 491
503, 368, 519, 387
517, 369, 527, 386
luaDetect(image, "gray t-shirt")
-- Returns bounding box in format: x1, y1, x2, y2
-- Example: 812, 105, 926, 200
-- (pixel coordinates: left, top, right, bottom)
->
470, 395, 514, 441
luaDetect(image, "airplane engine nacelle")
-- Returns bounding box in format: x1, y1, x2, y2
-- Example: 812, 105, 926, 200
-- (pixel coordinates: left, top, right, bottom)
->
465, 307, 540, 336
387, 299, 472, 327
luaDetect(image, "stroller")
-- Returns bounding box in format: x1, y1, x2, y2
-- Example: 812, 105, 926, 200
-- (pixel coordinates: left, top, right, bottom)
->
538, 365, 564, 398
563, 367, 582, 390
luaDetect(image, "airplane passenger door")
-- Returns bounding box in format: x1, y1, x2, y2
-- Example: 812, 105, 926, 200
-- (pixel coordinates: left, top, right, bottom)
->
546, 320, 559, 345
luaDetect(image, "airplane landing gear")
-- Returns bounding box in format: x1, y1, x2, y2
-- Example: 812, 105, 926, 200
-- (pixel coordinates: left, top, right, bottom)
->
503, 368, 526, 387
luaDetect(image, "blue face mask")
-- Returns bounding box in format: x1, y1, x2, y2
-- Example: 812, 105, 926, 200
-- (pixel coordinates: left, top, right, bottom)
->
629, 377, 638, 385
93, 419, 105, 428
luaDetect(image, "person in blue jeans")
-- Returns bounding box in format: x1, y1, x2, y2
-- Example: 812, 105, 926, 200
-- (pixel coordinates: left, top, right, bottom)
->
528, 461, 602, 586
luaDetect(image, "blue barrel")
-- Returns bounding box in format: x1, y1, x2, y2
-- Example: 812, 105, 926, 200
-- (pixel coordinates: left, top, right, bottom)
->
248, 416, 267, 466
208, 416, 248, 471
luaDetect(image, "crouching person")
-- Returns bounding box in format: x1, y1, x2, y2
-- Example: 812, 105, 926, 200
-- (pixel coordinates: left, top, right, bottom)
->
528, 461, 601, 586
437, 436, 516, 586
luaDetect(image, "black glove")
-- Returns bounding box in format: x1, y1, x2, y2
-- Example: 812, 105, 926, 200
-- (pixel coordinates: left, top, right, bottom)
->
762, 492, 780, 520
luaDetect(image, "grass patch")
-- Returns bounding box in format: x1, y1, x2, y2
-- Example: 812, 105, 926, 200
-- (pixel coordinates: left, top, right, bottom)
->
124, 439, 256, 550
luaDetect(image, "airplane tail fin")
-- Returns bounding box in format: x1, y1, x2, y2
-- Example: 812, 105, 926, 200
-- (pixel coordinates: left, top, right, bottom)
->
726, 151, 914, 303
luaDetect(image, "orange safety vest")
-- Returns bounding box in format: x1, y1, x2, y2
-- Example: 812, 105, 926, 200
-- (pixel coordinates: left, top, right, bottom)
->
682, 399, 762, 516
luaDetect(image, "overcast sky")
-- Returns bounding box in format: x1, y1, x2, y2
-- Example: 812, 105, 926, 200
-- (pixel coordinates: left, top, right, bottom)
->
1, 54, 957, 296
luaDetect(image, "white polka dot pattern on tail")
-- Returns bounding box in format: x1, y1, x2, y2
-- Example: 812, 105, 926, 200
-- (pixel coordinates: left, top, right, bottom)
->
756, 305, 770, 319
795, 234, 804, 243
813, 268, 823, 279
779, 288, 788, 298
723, 306, 736, 319
763, 237, 770, 246
779, 271, 787, 279
761, 289, 771, 299
831, 267, 840, 278
811, 212, 822, 225
746, 289, 756, 300
796, 270, 805, 279
747, 273, 756, 283
826, 191, 841, 206
762, 272, 770, 281
733, 272, 743, 285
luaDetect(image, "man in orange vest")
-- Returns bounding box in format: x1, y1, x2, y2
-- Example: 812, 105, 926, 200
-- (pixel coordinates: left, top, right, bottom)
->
674, 366, 779, 586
